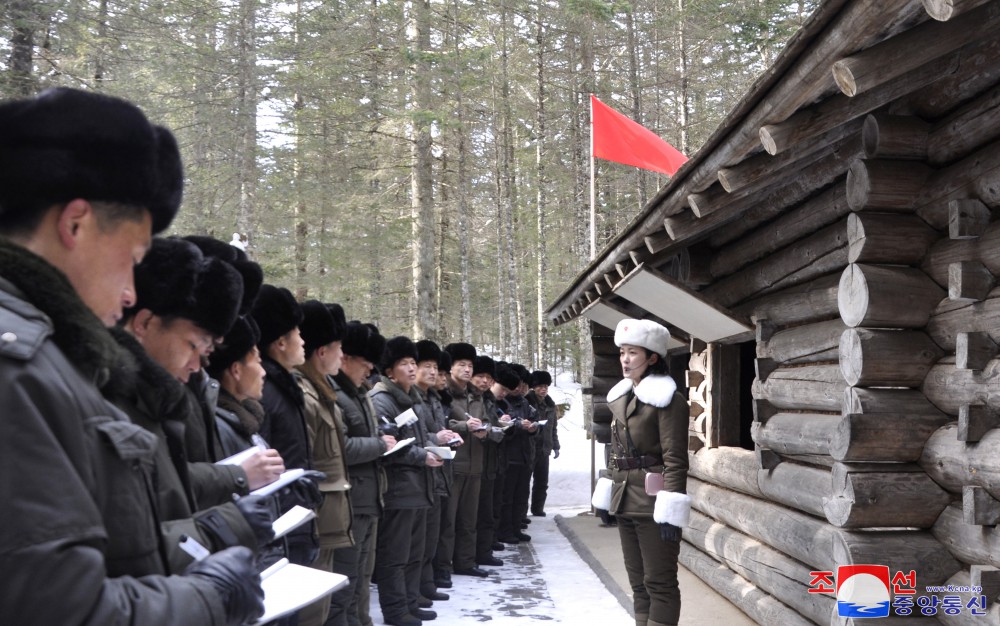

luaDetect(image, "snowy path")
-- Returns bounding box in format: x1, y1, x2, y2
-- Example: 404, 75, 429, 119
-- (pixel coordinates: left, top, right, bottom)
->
369, 378, 631, 623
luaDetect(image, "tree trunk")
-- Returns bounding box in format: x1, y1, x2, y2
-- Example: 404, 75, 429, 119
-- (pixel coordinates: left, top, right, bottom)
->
235, 0, 258, 241
409, 0, 436, 339
534, 11, 548, 366
6, 0, 37, 96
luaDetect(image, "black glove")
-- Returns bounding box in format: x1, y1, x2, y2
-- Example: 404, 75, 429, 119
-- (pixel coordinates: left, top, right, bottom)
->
235, 494, 276, 546
185, 546, 264, 626
280, 470, 325, 511
659, 522, 682, 542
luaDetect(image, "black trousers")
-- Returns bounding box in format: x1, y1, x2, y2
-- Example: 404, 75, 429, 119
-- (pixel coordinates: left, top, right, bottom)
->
497, 463, 531, 539
375, 508, 427, 619
475, 475, 496, 560
325, 513, 376, 626
530, 449, 550, 514
420, 495, 443, 596
618, 515, 681, 625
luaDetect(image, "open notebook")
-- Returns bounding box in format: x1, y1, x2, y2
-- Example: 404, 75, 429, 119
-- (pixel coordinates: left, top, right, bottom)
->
253, 558, 348, 624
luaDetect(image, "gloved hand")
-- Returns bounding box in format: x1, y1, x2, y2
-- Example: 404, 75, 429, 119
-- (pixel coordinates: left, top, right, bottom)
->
234, 494, 276, 546
659, 522, 682, 542
185, 546, 264, 626
553, 449, 560, 459
280, 470, 325, 511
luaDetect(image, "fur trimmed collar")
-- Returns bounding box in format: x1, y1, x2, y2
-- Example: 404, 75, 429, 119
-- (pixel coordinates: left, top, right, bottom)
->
606, 375, 677, 408
0, 239, 134, 391
108, 326, 187, 422
216, 388, 265, 437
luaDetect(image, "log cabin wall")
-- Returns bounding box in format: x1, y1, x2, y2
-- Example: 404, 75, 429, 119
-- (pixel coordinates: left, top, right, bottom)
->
551, 1, 1000, 623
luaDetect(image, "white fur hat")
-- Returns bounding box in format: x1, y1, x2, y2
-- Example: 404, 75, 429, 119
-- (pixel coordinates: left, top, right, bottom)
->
615, 318, 671, 357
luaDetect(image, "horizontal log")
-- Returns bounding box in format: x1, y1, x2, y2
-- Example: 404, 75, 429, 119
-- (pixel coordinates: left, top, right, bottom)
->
847, 212, 938, 265
923, 0, 994, 21
752, 412, 839, 458
760, 40, 961, 156
737, 273, 841, 327
678, 544, 817, 626
688, 477, 834, 570
758, 461, 830, 518
926, 288, 1000, 350
846, 158, 935, 212
833, 529, 961, 587
711, 184, 853, 280
758, 319, 846, 365
705, 219, 850, 309
843, 386, 947, 417
916, 135, 1000, 230
923, 357, 1000, 416
753, 363, 846, 412
686, 511, 833, 626
686, 183, 728, 218
688, 447, 763, 498
832, 1, 1000, 98
824, 462, 952, 528
839, 327, 944, 387
930, 84, 1000, 166
838, 264, 946, 328
932, 503, 1000, 568
920, 421, 1000, 499
830, 412, 950, 462
862, 113, 930, 160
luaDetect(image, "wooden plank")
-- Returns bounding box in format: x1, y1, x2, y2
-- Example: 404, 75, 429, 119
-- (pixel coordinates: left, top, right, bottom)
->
613, 265, 752, 343
752, 412, 839, 458
579, 298, 631, 332
839, 327, 943, 387
752, 363, 846, 413
824, 463, 952, 528
838, 263, 946, 328
831, 412, 949, 462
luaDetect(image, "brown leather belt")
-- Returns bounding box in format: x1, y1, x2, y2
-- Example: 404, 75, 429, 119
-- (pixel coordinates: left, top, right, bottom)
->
609, 454, 660, 471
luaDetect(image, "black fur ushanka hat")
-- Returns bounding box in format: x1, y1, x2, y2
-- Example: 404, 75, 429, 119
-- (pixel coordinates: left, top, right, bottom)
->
415, 339, 442, 365
509, 363, 532, 386
473, 355, 496, 378
182, 235, 263, 316
444, 342, 476, 364
206, 315, 260, 379
380, 336, 418, 374
251, 284, 303, 349
530, 370, 553, 387
130, 237, 243, 338
0, 87, 182, 234
493, 363, 521, 391
299, 299, 337, 357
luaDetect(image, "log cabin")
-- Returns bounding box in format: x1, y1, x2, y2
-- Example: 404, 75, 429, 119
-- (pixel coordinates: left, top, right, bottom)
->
546, 1, 1000, 623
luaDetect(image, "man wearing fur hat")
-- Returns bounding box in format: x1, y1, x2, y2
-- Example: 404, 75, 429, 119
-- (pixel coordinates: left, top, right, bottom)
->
527, 370, 560, 517
330, 321, 392, 626
293, 301, 353, 626
111, 236, 280, 573
472, 355, 508, 567
436, 342, 490, 583
0, 88, 262, 624
370, 336, 444, 626
252, 284, 324, 568
496, 363, 539, 544
595, 319, 689, 626
413, 339, 463, 605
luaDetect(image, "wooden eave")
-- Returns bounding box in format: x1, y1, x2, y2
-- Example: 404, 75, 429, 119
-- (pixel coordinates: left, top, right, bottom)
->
545, 0, 963, 326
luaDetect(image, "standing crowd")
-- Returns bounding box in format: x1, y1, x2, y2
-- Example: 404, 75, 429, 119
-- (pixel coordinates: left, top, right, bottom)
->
0, 88, 561, 626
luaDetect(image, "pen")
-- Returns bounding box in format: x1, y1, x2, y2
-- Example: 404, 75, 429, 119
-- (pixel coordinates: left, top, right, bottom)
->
178, 533, 211, 562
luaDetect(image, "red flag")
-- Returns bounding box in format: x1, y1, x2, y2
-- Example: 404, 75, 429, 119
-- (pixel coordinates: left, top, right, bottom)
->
591, 95, 687, 176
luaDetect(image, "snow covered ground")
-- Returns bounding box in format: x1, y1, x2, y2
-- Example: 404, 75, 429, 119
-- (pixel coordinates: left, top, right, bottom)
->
370, 376, 630, 623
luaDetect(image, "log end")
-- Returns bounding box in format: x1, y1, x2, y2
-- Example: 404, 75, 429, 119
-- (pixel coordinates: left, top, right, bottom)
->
845, 160, 870, 212
839, 329, 863, 387
838, 264, 868, 328
831, 59, 858, 98
922, 0, 956, 21
717, 168, 734, 194
759, 125, 778, 156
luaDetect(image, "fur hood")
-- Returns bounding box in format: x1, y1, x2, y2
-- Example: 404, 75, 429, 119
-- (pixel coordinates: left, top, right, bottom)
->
0, 239, 136, 394
606, 374, 677, 408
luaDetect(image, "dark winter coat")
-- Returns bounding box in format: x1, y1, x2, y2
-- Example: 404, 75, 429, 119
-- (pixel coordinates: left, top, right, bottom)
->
297, 361, 354, 550
331, 372, 387, 516
446, 378, 486, 475
370, 377, 434, 509
526, 391, 560, 456
106, 329, 258, 573
416, 385, 453, 497
480, 390, 507, 479
260, 355, 312, 471
0, 241, 226, 624
497, 392, 538, 466
607, 375, 689, 518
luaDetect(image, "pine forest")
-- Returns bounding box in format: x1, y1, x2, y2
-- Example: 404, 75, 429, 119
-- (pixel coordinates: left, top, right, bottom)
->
1, 0, 816, 374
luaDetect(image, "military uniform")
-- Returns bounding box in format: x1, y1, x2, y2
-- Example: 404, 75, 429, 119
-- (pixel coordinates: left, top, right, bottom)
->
607, 374, 689, 626
439, 378, 486, 574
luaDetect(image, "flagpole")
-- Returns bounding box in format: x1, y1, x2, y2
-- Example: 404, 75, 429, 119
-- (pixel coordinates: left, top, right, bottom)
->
588, 94, 597, 517
589, 95, 596, 261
